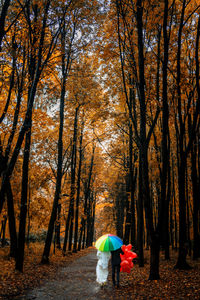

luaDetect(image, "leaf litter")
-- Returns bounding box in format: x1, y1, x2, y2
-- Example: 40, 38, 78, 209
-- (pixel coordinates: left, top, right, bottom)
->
0, 245, 199, 299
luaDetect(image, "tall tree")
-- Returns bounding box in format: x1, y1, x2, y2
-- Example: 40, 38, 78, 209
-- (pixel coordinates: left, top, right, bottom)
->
174, 3, 200, 270
160, 0, 170, 260
68, 105, 79, 251
0, 0, 11, 51
41, 5, 74, 263
0, 0, 60, 214
73, 118, 84, 252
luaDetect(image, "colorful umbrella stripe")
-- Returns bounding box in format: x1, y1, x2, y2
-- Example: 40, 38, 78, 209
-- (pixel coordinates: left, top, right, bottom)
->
95, 234, 123, 252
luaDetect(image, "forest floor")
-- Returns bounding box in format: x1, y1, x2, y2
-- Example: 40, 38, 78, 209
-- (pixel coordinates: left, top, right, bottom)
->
0, 244, 200, 299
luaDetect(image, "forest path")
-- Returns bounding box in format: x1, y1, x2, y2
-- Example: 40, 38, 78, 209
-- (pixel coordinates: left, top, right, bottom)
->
15, 248, 113, 300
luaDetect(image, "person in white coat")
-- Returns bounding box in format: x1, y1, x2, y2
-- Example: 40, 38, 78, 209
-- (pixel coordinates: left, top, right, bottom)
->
96, 250, 111, 285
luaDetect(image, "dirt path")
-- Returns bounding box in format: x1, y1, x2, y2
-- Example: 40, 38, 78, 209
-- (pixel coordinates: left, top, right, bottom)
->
14, 249, 113, 300
3, 247, 199, 300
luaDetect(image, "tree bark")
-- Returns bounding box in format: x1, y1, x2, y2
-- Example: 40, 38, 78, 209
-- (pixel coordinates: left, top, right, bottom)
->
55, 203, 61, 249
0, 215, 7, 247
73, 121, 84, 252
0, 35, 16, 124
174, 157, 190, 269
15, 116, 32, 272
174, 0, 192, 269
189, 119, 200, 259
136, 0, 160, 278
42, 10, 75, 261
68, 107, 79, 251
0, 0, 11, 51
115, 182, 125, 239
160, 0, 170, 261
149, 233, 160, 280
63, 107, 79, 253
85, 146, 95, 247
41, 75, 65, 263
136, 0, 146, 268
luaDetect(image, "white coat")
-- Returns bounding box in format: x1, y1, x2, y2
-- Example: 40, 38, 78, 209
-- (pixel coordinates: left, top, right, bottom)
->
96, 250, 111, 284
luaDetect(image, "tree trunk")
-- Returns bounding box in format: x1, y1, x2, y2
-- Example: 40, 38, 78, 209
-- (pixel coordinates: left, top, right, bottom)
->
0, 35, 16, 124
161, 0, 170, 261
86, 194, 92, 247
138, 153, 144, 267
164, 132, 171, 260
149, 234, 160, 280
192, 14, 200, 260
6, 180, 17, 258
129, 85, 137, 247
172, 158, 178, 250
16, 117, 32, 272
169, 197, 174, 249
42, 13, 73, 261
15, 24, 36, 266
68, 107, 79, 251
174, 158, 191, 269
136, 0, 160, 278
0, 215, 7, 247
174, 193, 178, 251
124, 174, 131, 245
185, 161, 191, 257
42, 65, 66, 263
82, 219, 86, 250
191, 131, 200, 259
27, 183, 31, 247
131, 168, 137, 247
90, 192, 96, 246
73, 121, 84, 252
63, 108, 79, 253
63, 209, 70, 253
82, 146, 95, 248
174, 0, 191, 270
136, 0, 146, 267
0, 0, 11, 51
115, 183, 125, 239
55, 203, 61, 249
78, 220, 83, 251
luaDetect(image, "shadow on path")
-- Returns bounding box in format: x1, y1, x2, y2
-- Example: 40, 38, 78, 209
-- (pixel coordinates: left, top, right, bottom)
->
15, 249, 113, 300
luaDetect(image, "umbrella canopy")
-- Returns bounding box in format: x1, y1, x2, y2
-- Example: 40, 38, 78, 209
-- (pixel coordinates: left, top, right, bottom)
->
95, 234, 123, 252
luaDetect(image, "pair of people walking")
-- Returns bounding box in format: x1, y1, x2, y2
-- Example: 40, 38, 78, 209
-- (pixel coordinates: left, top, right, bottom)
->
96, 247, 122, 288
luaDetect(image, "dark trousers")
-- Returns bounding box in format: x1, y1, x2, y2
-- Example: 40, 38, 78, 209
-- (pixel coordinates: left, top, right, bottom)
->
112, 264, 120, 286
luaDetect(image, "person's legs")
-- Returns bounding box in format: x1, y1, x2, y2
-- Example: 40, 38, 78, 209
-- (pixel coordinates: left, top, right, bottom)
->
116, 264, 120, 287
112, 264, 116, 286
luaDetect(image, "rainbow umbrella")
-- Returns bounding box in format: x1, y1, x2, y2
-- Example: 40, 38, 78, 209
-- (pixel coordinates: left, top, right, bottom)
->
95, 234, 123, 252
